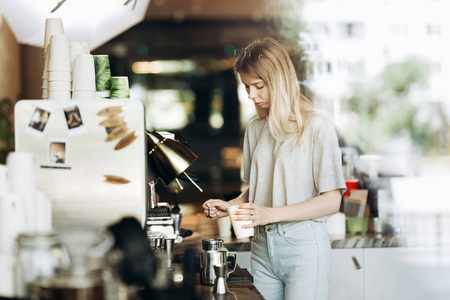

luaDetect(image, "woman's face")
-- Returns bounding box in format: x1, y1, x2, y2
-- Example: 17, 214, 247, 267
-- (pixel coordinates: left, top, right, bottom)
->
239, 72, 271, 110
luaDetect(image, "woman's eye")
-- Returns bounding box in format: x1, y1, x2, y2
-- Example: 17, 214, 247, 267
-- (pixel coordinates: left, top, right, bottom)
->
256, 85, 264, 90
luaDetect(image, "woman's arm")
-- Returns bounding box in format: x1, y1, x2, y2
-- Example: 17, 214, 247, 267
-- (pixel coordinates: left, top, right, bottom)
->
235, 189, 341, 227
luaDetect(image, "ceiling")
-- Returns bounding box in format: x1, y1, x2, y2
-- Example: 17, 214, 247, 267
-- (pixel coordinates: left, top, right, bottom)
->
94, 0, 287, 62
145, 0, 270, 22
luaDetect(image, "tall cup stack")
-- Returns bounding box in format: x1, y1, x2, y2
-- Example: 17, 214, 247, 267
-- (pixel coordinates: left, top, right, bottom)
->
47, 35, 72, 100
42, 18, 65, 99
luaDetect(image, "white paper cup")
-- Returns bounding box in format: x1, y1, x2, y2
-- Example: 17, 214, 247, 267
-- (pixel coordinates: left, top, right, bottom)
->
72, 54, 96, 92
42, 50, 49, 79
227, 205, 254, 239
48, 80, 71, 91
6, 152, 36, 231
48, 71, 71, 81
48, 90, 71, 100
70, 41, 89, 76
44, 18, 65, 50
217, 217, 232, 238
42, 78, 49, 89
42, 88, 48, 99
72, 90, 96, 100
325, 212, 346, 238
48, 35, 71, 72
110, 76, 130, 99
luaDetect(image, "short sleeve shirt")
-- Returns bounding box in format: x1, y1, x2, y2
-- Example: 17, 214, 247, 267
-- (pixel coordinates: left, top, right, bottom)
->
243, 115, 347, 221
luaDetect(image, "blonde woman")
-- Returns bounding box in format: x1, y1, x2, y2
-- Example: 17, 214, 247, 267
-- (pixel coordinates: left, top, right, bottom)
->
202, 37, 346, 300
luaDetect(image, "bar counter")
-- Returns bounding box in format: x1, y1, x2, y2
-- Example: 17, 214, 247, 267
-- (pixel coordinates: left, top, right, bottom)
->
173, 238, 264, 300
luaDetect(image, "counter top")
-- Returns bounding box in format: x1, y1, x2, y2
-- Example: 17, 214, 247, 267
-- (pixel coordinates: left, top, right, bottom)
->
196, 271, 264, 300
180, 214, 402, 252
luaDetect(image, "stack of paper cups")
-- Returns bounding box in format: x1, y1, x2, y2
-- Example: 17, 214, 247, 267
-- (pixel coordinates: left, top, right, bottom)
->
110, 76, 130, 99
6, 152, 37, 232
70, 41, 90, 84
48, 35, 71, 100
42, 18, 65, 99
94, 55, 112, 98
72, 54, 96, 100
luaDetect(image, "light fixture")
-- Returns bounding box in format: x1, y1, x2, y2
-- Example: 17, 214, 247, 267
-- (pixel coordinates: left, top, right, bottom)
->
146, 130, 203, 204
0, 0, 151, 50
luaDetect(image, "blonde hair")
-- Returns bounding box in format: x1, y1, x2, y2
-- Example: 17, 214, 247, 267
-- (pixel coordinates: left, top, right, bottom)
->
234, 37, 314, 146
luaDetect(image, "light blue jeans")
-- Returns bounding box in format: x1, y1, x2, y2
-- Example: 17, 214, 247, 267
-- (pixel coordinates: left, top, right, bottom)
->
251, 221, 331, 300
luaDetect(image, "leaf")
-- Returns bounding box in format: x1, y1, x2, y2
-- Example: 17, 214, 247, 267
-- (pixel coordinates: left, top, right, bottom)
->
106, 125, 128, 142
114, 131, 137, 150
99, 116, 125, 127
104, 175, 130, 184
97, 106, 123, 117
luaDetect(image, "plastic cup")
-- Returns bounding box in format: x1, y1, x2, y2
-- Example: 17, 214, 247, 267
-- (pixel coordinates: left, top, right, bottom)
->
44, 18, 65, 50
227, 205, 254, 239
346, 217, 369, 235
344, 179, 359, 197
48, 80, 71, 91
48, 90, 70, 100
48, 35, 71, 72
94, 55, 111, 92
72, 54, 96, 92
48, 71, 71, 81
110, 76, 130, 99
72, 90, 96, 100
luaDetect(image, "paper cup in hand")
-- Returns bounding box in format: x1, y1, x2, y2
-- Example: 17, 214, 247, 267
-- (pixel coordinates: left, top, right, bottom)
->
228, 205, 254, 239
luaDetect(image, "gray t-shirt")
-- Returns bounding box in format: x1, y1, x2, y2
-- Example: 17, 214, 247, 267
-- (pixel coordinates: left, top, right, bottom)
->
243, 114, 346, 222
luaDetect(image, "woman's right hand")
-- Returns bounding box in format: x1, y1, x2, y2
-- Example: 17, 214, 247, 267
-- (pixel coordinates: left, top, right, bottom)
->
202, 199, 231, 220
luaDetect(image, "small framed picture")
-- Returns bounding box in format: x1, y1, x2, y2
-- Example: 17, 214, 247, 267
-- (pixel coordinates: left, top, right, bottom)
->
63, 105, 86, 135
26, 106, 52, 137
48, 139, 68, 166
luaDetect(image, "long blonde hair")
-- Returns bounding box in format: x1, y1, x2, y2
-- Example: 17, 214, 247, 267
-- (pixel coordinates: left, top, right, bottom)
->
234, 37, 314, 146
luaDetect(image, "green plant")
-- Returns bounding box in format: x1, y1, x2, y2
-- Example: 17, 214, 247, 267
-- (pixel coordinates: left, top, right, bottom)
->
343, 57, 444, 155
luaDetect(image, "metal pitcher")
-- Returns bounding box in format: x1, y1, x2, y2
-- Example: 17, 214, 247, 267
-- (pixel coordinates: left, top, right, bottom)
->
199, 250, 237, 286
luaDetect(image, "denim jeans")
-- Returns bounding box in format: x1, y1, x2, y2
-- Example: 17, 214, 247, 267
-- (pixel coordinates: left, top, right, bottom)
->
251, 221, 331, 300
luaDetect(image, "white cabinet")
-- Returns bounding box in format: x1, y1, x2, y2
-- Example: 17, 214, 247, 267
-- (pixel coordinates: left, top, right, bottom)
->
330, 247, 450, 300
364, 247, 450, 300
329, 249, 364, 300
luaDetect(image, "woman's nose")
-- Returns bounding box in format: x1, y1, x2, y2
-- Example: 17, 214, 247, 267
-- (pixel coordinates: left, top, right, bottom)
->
247, 87, 256, 99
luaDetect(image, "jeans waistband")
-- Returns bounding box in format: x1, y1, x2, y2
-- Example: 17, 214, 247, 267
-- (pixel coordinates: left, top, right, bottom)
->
256, 220, 323, 236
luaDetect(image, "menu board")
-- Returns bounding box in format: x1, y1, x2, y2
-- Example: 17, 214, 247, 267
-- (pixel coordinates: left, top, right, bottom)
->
14, 99, 147, 228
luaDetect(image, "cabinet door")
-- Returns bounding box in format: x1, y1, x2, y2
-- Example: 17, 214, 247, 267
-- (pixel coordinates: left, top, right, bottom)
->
364, 247, 450, 300
330, 249, 364, 300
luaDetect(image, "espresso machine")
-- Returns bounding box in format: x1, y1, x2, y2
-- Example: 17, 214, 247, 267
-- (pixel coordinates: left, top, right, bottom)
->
145, 131, 202, 245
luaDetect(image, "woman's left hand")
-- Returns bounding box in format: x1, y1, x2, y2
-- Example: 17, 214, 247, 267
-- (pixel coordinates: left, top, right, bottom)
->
232, 203, 273, 228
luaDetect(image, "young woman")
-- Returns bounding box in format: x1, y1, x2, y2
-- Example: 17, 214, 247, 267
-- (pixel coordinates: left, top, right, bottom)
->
202, 37, 346, 300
